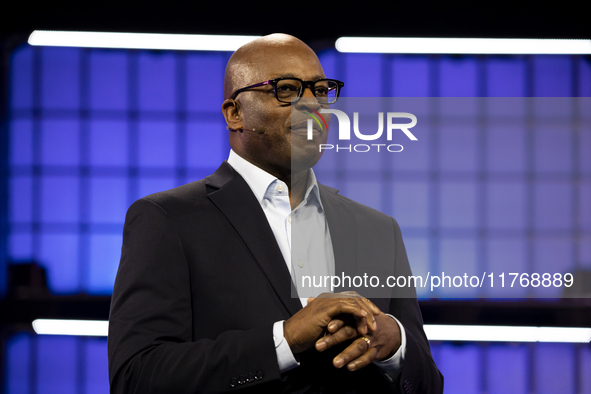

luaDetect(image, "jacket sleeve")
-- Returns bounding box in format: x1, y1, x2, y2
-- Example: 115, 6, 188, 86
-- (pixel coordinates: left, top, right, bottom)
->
387, 218, 444, 394
108, 198, 282, 393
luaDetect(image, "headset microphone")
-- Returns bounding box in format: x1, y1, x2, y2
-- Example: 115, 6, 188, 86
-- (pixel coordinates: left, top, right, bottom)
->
226, 126, 263, 134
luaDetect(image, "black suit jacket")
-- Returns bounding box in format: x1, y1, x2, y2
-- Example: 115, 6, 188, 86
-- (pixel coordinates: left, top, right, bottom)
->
108, 161, 443, 393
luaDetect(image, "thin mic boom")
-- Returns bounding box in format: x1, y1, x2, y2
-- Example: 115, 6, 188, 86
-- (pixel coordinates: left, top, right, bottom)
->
226, 126, 261, 133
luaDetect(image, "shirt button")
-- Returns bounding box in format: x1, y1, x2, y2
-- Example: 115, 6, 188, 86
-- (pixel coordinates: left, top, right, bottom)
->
298, 259, 304, 268
277, 184, 285, 192
288, 216, 291, 223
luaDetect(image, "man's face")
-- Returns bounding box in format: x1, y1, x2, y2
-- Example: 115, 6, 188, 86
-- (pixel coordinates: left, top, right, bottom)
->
233, 43, 330, 176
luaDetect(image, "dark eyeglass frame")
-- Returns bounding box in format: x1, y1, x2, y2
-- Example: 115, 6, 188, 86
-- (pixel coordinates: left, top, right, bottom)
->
230, 77, 345, 104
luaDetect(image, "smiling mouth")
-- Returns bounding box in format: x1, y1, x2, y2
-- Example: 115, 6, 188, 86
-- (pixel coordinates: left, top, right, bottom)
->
290, 122, 322, 137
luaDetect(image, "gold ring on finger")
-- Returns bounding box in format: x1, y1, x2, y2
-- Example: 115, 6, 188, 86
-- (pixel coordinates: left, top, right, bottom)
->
361, 336, 371, 347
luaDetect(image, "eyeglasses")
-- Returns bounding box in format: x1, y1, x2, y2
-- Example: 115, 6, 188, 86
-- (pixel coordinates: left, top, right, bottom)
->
230, 77, 344, 104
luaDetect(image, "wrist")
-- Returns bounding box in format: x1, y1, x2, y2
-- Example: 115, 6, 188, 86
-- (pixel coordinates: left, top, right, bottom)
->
283, 321, 295, 352
376, 313, 401, 360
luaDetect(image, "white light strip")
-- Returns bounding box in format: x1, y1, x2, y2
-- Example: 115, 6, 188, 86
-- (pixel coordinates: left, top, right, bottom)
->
32, 319, 109, 336
28, 30, 261, 51
424, 324, 591, 343
31, 319, 591, 343
335, 37, 591, 54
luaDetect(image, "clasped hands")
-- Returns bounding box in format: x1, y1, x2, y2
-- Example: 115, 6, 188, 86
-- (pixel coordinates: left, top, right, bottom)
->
283, 291, 401, 372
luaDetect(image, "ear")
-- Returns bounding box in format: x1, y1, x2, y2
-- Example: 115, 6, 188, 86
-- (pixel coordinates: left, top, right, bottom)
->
221, 99, 243, 131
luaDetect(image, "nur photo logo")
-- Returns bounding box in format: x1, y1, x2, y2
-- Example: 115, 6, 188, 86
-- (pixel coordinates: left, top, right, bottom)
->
305, 107, 418, 153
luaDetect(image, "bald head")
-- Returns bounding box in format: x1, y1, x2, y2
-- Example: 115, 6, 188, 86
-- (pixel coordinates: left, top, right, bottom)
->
224, 34, 322, 100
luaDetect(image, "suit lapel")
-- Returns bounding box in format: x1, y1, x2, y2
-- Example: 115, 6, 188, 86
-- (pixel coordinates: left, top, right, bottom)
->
206, 162, 302, 317
318, 183, 358, 291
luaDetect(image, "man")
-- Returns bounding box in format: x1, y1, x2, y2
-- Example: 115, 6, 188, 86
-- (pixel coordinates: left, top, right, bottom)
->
108, 33, 443, 393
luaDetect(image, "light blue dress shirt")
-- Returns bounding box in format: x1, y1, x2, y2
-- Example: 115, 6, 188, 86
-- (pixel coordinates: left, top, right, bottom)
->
227, 150, 406, 381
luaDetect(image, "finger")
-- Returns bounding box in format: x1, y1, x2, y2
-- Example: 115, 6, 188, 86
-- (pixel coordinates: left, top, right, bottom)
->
333, 336, 374, 369
357, 298, 379, 331
322, 299, 368, 320
315, 324, 357, 352
319, 300, 368, 336
334, 299, 372, 334
340, 291, 362, 298
327, 317, 346, 333
361, 297, 381, 315
356, 315, 368, 336
319, 299, 374, 335
346, 298, 375, 333
318, 291, 360, 299
346, 345, 379, 371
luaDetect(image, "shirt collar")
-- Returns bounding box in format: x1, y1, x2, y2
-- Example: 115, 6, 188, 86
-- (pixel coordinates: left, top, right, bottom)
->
303, 168, 324, 212
227, 149, 324, 212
